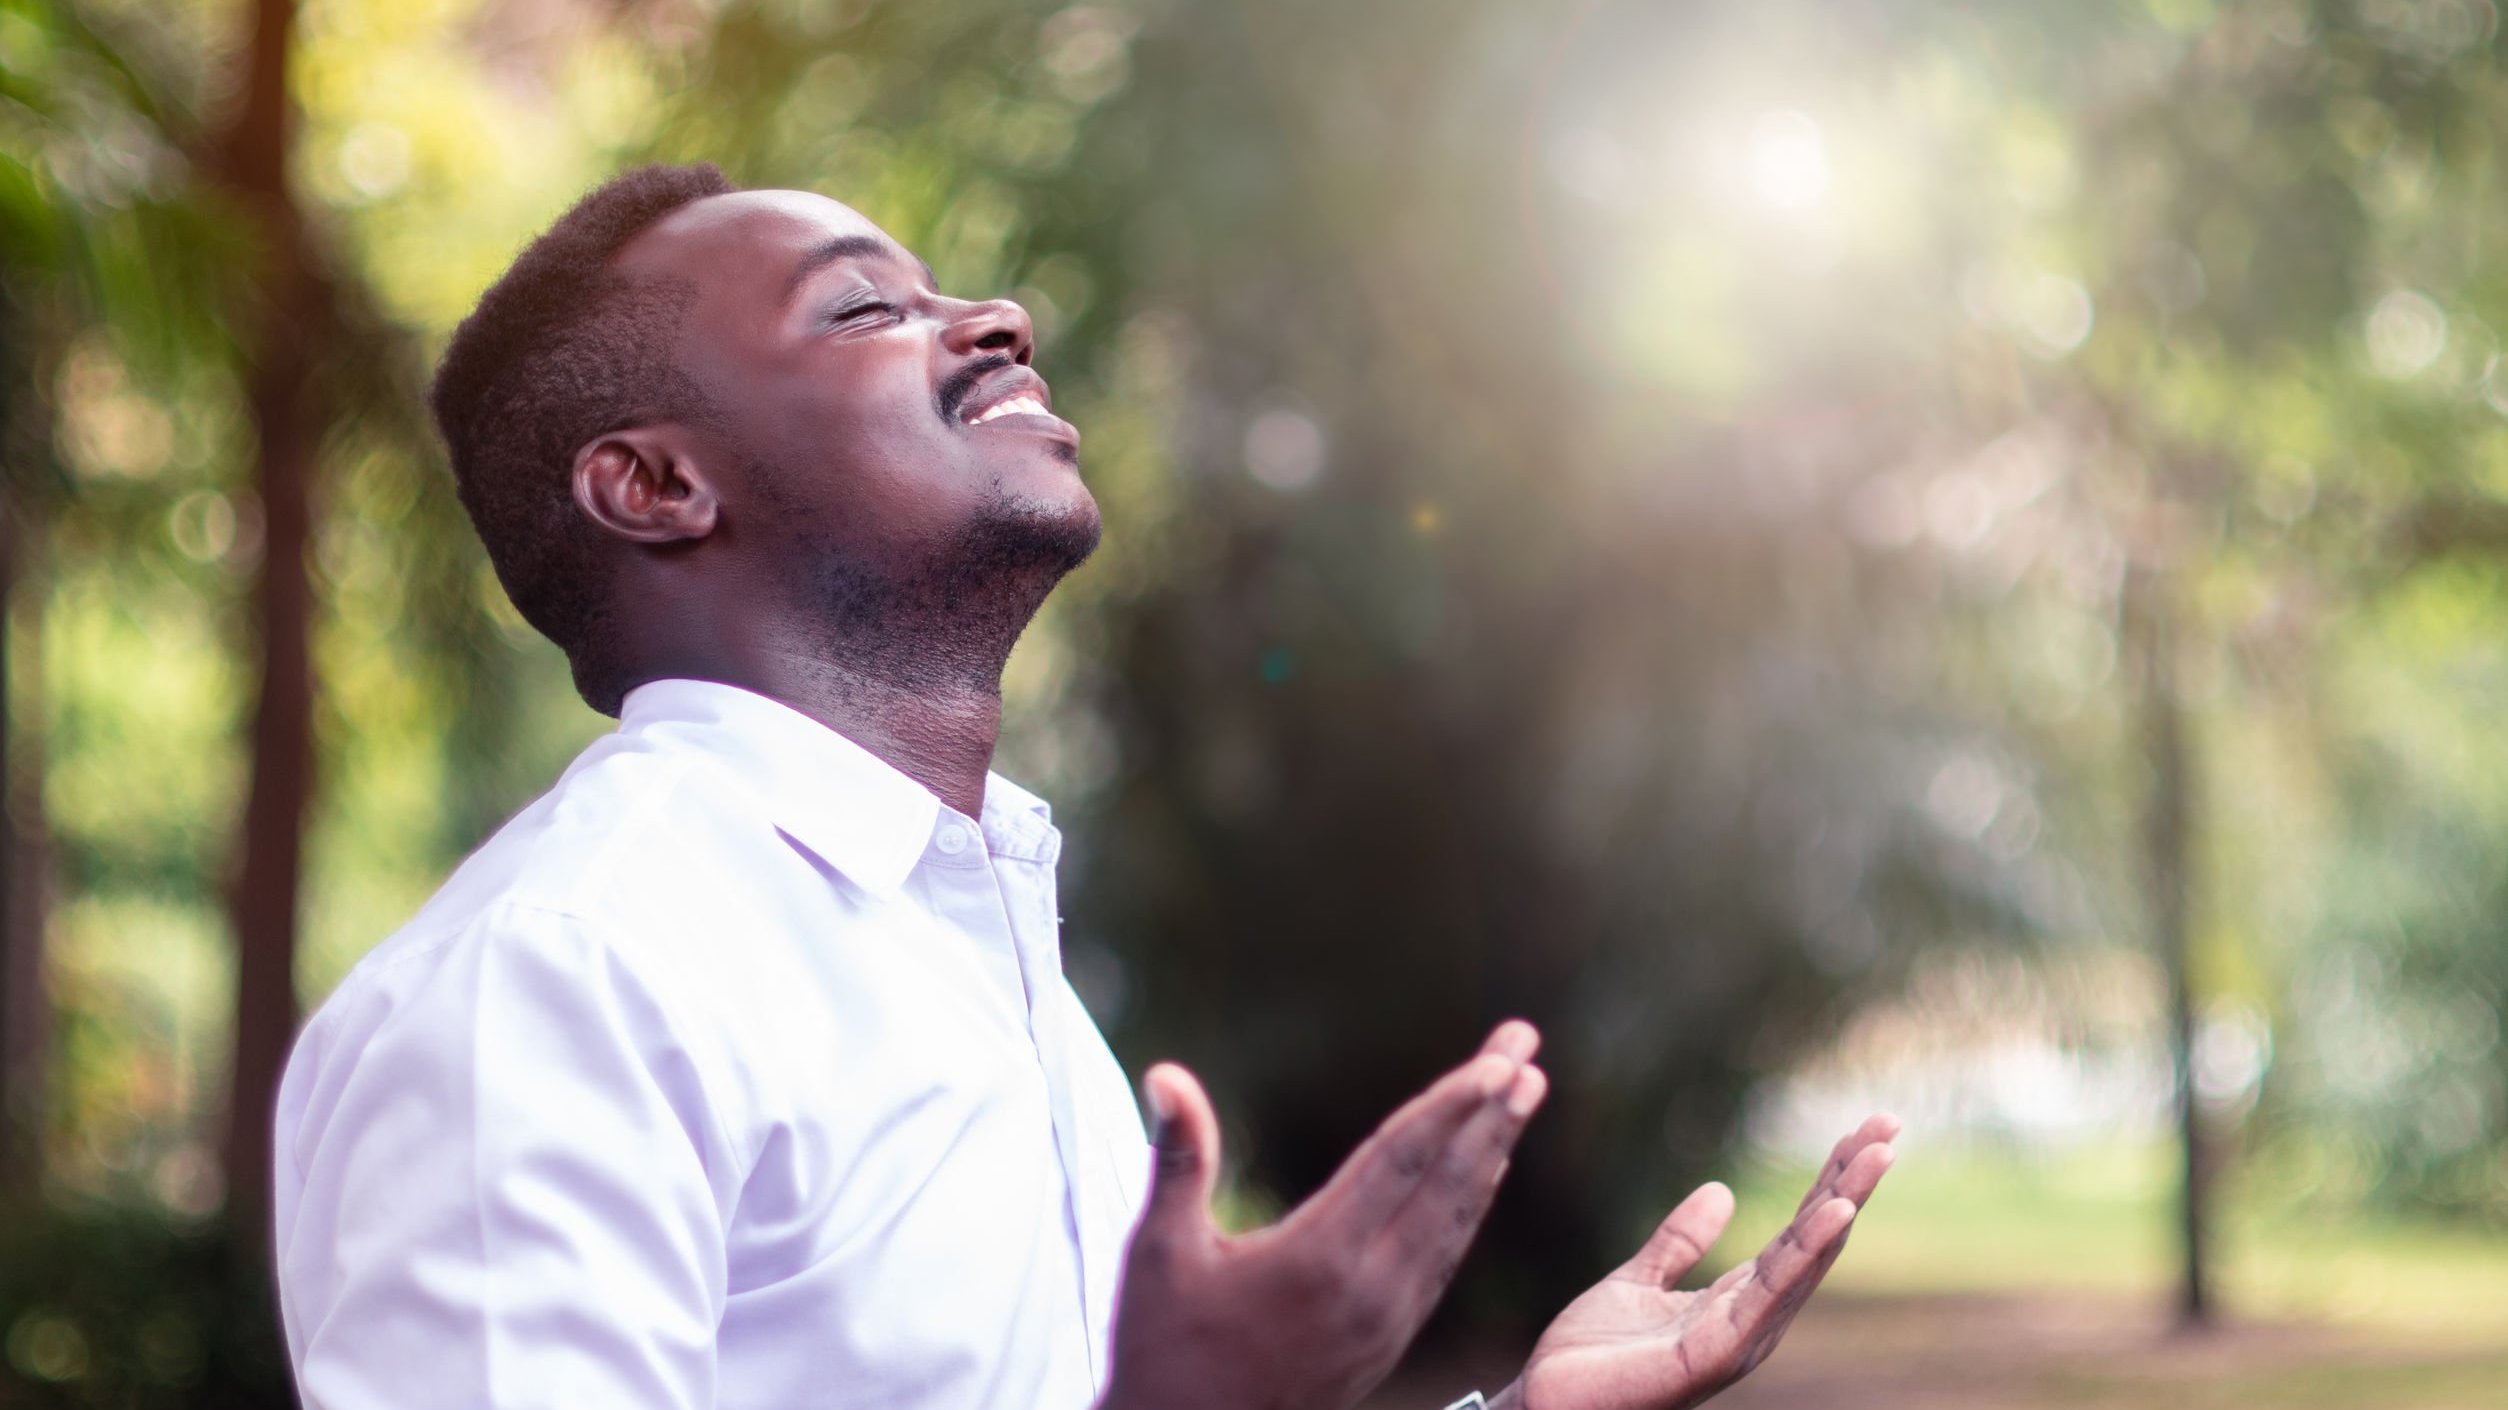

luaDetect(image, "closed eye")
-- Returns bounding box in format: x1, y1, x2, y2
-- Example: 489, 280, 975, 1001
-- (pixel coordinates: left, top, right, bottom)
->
824, 298, 895, 329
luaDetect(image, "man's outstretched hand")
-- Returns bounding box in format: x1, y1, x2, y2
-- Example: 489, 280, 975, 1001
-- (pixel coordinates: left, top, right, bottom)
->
1098, 1022, 1549, 1410
1488, 1114, 1900, 1410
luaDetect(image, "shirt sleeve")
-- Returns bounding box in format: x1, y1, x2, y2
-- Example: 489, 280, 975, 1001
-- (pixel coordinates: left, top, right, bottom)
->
273, 905, 742, 1410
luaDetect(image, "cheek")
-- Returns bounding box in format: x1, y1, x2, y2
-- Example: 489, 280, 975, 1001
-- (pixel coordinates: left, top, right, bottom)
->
749, 360, 924, 458
761, 399, 988, 536
747, 365, 956, 473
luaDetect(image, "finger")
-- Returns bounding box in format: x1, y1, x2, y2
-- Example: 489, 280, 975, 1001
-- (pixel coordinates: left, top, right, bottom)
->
1137, 1063, 1222, 1239
1302, 1051, 1517, 1233
1622, 1180, 1736, 1289
1729, 1142, 1894, 1326
1482, 1018, 1541, 1064
1747, 1142, 1893, 1292
1371, 1062, 1548, 1286
1721, 1195, 1855, 1332
1300, 1025, 1541, 1234
1773, 1139, 1896, 1240
1824, 1139, 1896, 1210
1795, 1140, 1897, 1284
1794, 1113, 1902, 1215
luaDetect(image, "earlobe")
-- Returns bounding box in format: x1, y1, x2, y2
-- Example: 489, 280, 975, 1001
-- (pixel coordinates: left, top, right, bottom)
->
571, 430, 720, 545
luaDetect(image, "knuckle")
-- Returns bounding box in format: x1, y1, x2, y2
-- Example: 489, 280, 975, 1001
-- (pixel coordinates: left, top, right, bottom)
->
1338, 1286, 1394, 1342
1317, 1233, 1368, 1287
1286, 1243, 1347, 1298
1386, 1138, 1432, 1181
1434, 1139, 1486, 1192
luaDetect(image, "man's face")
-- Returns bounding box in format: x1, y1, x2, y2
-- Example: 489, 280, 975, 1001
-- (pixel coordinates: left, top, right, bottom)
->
613, 189, 1097, 617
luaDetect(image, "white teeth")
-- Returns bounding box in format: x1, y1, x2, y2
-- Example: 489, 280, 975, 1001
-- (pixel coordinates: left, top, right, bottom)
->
971, 394, 1048, 425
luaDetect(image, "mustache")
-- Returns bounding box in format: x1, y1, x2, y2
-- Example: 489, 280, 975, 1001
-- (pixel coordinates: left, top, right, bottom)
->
937, 355, 1018, 425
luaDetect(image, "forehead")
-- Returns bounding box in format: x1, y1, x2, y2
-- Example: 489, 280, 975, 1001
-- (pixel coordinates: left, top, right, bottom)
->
613, 189, 913, 306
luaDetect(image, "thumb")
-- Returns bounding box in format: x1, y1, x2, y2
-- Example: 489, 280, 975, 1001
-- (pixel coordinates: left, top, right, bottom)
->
1626, 1180, 1736, 1289
1138, 1062, 1221, 1236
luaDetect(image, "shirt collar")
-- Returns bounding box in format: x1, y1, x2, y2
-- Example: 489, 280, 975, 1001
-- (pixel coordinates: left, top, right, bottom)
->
616, 678, 1045, 898
978, 770, 1059, 867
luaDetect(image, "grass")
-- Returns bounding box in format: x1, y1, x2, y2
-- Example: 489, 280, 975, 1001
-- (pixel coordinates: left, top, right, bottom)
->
1718, 1139, 2508, 1345
1370, 1140, 2508, 1409
1724, 1141, 2177, 1295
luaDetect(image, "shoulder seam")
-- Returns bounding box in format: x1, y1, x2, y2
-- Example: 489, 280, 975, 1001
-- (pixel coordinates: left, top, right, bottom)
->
540, 753, 704, 920
355, 896, 760, 1177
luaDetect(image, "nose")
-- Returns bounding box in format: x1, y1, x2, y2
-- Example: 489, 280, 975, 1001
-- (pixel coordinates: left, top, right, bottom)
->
941, 296, 1035, 365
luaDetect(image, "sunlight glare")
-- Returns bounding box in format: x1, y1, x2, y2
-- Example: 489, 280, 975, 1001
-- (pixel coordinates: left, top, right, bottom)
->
1744, 109, 1830, 211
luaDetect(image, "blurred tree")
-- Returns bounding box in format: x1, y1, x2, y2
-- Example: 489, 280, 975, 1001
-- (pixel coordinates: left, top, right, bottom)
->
0, 0, 229, 1195
2129, 565, 2209, 1322
1991, 0, 2508, 1295
9, 4, 2508, 1399
0, 5, 300, 1403
205, 0, 523, 1251
210, 0, 315, 1256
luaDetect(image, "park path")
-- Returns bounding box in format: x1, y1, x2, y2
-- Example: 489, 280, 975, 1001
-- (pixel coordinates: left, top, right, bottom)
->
1369, 1293, 2508, 1410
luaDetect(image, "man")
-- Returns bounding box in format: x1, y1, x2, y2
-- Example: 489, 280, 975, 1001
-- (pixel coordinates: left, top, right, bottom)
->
271, 163, 1897, 1410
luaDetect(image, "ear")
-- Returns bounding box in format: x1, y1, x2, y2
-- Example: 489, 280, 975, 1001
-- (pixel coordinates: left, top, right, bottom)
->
571, 426, 721, 545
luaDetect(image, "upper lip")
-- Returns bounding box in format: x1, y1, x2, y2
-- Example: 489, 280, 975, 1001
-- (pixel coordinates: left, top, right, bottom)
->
953, 364, 1055, 426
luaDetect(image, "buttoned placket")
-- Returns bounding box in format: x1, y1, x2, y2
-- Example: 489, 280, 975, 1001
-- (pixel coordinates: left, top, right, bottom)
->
921, 802, 1114, 1388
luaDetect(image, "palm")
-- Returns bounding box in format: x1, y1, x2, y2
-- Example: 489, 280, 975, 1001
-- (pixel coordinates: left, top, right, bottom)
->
1513, 1116, 1899, 1410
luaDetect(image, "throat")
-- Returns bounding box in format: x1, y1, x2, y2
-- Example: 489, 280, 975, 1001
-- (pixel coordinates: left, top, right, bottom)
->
765, 661, 1006, 819
635, 478, 1098, 817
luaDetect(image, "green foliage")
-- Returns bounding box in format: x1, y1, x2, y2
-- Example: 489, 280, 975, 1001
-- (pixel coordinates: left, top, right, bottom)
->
0, 1199, 289, 1408
6, 0, 2508, 1380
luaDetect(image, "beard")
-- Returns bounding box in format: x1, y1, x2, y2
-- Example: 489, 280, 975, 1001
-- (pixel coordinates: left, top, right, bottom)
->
780, 476, 1102, 697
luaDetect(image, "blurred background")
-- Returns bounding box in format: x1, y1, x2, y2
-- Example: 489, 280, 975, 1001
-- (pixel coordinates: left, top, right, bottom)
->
2, 0, 2506, 1404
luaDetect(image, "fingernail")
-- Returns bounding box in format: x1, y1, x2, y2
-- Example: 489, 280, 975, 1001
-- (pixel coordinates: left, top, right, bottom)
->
1143, 1072, 1174, 1128
1494, 1020, 1541, 1062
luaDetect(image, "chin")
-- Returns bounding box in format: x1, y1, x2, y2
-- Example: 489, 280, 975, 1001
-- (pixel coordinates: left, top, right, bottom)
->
971, 482, 1103, 578
1022, 494, 1105, 571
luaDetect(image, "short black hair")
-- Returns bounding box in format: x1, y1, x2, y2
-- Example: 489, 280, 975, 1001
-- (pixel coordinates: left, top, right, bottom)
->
429, 161, 737, 714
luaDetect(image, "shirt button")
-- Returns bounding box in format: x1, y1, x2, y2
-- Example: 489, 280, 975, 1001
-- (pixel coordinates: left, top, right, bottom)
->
936, 824, 971, 855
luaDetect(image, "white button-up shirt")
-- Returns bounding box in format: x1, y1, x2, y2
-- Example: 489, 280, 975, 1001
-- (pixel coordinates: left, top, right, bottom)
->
272, 679, 1153, 1410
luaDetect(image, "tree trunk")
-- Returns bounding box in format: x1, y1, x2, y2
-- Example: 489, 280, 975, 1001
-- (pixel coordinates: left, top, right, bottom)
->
0, 291, 45, 1194
218, 0, 316, 1257
2132, 568, 2211, 1329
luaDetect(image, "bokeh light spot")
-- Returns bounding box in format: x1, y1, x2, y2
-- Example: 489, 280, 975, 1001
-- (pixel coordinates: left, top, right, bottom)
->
1745, 109, 1830, 211
1244, 407, 1326, 491
2367, 288, 2448, 378
337, 122, 411, 201
2015, 274, 2095, 357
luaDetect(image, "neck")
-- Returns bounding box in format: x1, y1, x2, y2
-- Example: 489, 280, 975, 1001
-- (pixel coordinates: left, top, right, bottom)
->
738, 647, 1005, 818
616, 589, 1035, 820
614, 507, 1091, 817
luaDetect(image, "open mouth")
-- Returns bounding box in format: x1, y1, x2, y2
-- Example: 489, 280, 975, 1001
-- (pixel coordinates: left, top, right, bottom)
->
970, 393, 1050, 425
951, 365, 1077, 448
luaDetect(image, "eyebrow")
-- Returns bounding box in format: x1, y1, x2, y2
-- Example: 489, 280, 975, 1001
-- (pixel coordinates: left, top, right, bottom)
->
781, 233, 940, 305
